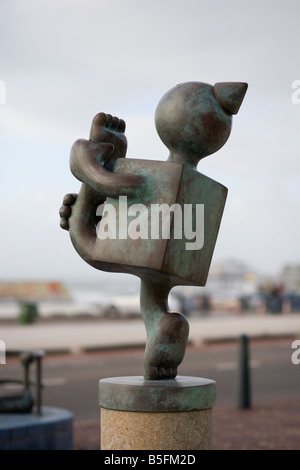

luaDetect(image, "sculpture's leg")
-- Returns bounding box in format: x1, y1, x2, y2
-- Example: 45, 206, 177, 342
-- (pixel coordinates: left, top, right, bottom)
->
140, 278, 189, 380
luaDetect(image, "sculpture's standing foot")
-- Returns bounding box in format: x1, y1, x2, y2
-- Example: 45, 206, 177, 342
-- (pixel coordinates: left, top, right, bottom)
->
143, 311, 189, 380
140, 279, 189, 380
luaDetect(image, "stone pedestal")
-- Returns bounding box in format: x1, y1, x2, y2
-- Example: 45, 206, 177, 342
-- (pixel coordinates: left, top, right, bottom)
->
99, 376, 216, 450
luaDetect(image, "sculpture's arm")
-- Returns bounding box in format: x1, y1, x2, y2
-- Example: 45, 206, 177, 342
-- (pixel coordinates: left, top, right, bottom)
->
70, 139, 145, 199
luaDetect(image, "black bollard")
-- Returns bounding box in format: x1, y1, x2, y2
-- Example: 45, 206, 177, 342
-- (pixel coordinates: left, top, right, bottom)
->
237, 334, 251, 409
35, 351, 45, 415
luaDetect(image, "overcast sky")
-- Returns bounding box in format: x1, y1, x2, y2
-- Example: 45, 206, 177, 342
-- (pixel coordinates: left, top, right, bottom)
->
0, 0, 299, 285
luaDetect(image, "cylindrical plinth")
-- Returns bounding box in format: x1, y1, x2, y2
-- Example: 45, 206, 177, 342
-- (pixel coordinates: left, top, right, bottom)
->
99, 376, 216, 450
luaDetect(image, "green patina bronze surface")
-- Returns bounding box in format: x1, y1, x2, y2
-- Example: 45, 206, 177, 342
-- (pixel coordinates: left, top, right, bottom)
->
92, 159, 227, 286
99, 376, 216, 412
59, 81, 248, 380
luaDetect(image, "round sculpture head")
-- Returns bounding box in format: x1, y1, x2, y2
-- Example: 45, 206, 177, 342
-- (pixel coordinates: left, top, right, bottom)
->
155, 81, 248, 167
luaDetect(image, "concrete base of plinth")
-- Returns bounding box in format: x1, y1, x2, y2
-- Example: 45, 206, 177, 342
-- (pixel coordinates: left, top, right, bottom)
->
99, 376, 216, 450
101, 407, 212, 450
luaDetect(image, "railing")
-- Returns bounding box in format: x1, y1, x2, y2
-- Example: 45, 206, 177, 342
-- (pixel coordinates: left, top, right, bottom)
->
0, 350, 45, 415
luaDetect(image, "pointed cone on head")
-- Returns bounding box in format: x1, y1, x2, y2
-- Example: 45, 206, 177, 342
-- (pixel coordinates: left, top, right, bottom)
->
214, 82, 248, 115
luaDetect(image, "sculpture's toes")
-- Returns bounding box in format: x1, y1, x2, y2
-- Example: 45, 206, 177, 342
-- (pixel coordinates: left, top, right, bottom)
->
59, 193, 78, 230
158, 367, 178, 379
143, 364, 178, 380
63, 193, 78, 206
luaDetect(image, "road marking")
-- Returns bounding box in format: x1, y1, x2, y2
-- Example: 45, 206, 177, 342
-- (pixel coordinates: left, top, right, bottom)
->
2, 383, 23, 391
2, 377, 67, 389
43, 377, 67, 386
216, 361, 237, 371
216, 360, 261, 371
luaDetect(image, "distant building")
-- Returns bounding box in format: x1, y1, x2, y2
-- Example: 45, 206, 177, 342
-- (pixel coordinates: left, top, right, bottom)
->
280, 265, 300, 294
169, 259, 261, 313
198, 259, 259, 312
0, 281, 70, 301
205, 259, 258, 298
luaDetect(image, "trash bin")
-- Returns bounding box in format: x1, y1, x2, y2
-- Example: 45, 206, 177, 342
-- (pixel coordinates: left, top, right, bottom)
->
18, 301, 39, 324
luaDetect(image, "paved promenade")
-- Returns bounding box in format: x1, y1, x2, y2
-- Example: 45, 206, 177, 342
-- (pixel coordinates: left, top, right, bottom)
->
1, 312, 300, 354
2, 313, 300, 450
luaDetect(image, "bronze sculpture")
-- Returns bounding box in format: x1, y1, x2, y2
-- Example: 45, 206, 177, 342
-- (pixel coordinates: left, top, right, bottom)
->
60, 81, 247, 380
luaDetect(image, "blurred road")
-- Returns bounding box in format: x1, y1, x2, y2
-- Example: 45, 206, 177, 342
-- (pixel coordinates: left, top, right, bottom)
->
2, 338, 298, 422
